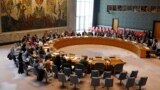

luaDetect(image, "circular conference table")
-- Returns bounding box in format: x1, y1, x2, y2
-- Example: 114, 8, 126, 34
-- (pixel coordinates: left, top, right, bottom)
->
51, 36, 150, 58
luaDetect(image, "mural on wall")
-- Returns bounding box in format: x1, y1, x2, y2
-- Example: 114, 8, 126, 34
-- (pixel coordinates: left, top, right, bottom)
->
1, 0, 67, 32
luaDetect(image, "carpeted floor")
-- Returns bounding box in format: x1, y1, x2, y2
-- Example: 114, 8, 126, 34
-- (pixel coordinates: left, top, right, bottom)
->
0, 44, 160, 90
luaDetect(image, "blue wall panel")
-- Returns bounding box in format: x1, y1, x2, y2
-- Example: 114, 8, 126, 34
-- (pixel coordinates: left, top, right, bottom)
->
98, 0, 160, 30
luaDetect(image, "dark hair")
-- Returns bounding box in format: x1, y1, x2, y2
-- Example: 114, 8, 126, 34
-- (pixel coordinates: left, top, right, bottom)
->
47, 48, 50, 52
155, 39, 158, 43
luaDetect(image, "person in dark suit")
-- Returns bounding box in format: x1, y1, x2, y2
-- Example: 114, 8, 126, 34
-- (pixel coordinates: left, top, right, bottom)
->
79, 56, 89, 73
38, 46, 45, 57
146, 38, 153, 47
54, 55, 62, 71
82, 30, 87, 36
79, 56, 89, 67
61, 54, 67, 64
21, 43, 26, 52
62, 60, 72, 72
37, 58, 45, 81
152, 39, 158, 51
18, 52, 24, 74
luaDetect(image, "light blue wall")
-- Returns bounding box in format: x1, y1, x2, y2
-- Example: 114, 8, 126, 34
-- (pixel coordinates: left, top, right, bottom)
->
98, 0, 160, 30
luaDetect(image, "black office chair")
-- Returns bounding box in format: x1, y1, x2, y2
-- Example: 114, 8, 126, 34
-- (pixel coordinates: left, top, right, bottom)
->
127, 70, 138, 78
113, 63, 124, 75
63, 67, 72, 77
58, 73, 68, 87
135, 77, 148, 90
70, 74, 80, 89
52, 65, 59, 78
122, 77, 135, 90
115, 72, 127, 84
104, 78, 113, 90
90, 70, 99, 78
93, 63, 106, 74
103, 71, 112, 79
91, 77, 100, 90
75, 68, 85, 78
75, 63, 86, 72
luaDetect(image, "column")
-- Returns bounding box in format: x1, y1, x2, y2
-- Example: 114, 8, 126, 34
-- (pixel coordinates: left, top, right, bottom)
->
0, 3, 2, 33
68, 0, 76, 32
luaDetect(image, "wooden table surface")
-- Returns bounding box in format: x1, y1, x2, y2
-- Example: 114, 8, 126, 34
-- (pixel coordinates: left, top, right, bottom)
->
53, 36, 149, 58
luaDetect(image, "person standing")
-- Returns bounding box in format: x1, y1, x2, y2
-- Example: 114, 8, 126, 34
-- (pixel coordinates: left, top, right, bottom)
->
18, 52, 24, 74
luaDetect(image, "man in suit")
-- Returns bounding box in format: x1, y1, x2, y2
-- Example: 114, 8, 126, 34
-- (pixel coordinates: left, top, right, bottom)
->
54, 55, 62, 71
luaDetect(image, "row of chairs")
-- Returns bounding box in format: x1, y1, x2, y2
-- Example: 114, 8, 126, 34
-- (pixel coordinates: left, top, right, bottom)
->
52, 65, 85, 78
46, 65, 148, 90
89, 70, 148, 90
115, 71, 148, 90
115, 70, 139, 84
91, 77, 113, 90
58, 73, 80, 89
121, 77, 148, 90
57, 71, 113, 90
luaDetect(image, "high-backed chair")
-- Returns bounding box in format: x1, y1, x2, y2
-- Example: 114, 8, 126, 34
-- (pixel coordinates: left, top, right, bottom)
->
52, 65, 58, 78
93, 63, 106, 74
122, 77, 135, 90
127, 70, 138, 78
115, 72, 127, 84
70, 74, 80, 89
104, 78, 113, 90
90, 70, 99, 78
62, 62, 72, 71
135, 77, 148, 90
113, 63, 124, 75
91, 77, 100, 90
103, 71, 112, 79
58, 73, 67, 87
75, 69, 84, 78
75, 63, 86, 72
64, 67, 71, 77
44, 70, 54, 83
33, 62, 39, 75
